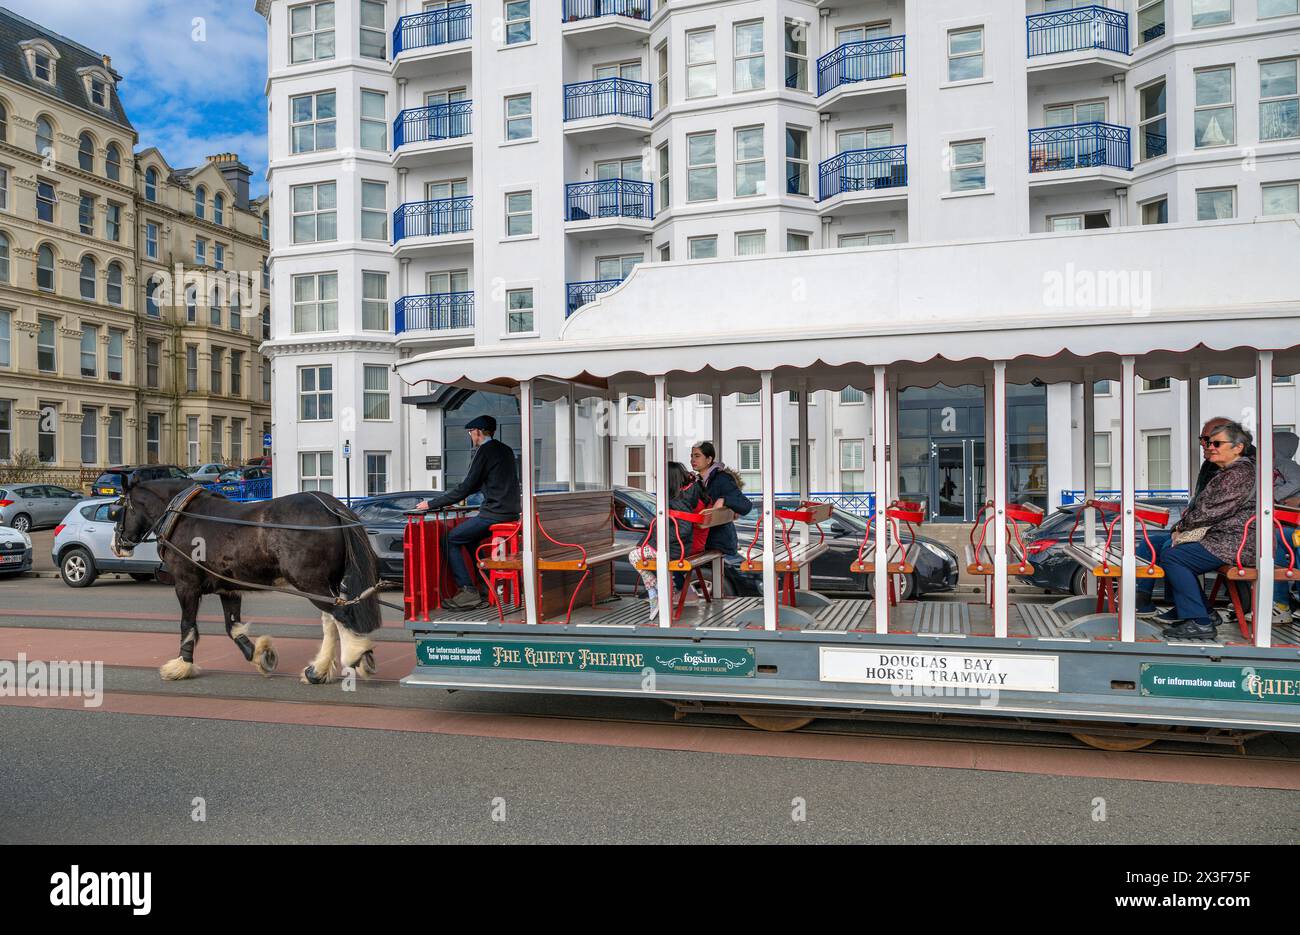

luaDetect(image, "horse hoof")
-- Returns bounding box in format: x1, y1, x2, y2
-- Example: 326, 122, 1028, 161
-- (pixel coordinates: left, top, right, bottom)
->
253, 636, 277, 676
359, 650, 376, 676
260, 648, 278, 674
301, 664, 326, 685
159, 658, 199, 681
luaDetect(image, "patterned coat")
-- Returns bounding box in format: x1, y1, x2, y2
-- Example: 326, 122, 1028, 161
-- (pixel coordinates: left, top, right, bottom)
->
1172, 457, 1257, 563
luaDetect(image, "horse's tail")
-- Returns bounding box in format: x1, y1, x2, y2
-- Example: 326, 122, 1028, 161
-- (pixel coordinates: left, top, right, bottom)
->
333, 504, 383, 635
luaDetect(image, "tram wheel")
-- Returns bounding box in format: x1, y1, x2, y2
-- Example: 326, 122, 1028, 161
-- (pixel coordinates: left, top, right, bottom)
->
1070, 732, 1157, 752
739, 713, 815, 732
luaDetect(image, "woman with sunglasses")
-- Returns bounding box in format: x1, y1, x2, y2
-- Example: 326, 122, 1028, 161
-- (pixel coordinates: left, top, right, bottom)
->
1155, 421, 1256, 640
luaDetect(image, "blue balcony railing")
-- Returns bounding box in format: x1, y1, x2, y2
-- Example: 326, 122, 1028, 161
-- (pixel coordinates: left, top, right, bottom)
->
394, 101, 472, 148
563, 0, 651, 22
393, 4, 471, 55
1139, 21, 1165, 44
205, 477, 272, 502
1029, 122, 1131, 172
396, 292, 474, 333
563, 77, 651, 121
1143, 130, 1167, 159
1061, 488, 1188, 505
1026, 5, 1128, 57
393, 197, 473, 242
566, 279, 621, 316
774, 492, 877, 517
818, 145, 907, 201
565, 179, 653, 221
816, 35, 905, 96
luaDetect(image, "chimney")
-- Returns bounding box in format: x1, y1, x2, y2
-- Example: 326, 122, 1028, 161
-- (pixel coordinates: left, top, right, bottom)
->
207, 152, 251, 210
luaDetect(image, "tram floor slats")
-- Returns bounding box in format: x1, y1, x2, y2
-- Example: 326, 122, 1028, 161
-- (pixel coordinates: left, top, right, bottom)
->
578, 600, 650, 628
1013, 602, 1076, 638
1275, 620, 1300, 645
801, 599, 873, 631
686, 596, 763, 629
913, 601, 971, 635
421, 602, 523, 624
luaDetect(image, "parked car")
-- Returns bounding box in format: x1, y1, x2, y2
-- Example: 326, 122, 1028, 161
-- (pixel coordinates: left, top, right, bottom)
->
0, 525, 33, 576
245, 456, 272, 468
216, 466, 271, 483
351, 491, 441, 580
188, 463, 230, 483
611, 487, 960, 599
92, 464, 191, 498
1022, 498, 1190, 595
0, 484, 85, 532
52, 497, 162, 587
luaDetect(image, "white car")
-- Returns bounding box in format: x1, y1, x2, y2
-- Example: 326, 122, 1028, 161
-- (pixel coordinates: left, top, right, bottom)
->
52, 497, 162, 588
0, 525, 33, 577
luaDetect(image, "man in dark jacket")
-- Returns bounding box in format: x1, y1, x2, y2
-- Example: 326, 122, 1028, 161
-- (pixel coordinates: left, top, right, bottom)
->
417, 415, 521, 609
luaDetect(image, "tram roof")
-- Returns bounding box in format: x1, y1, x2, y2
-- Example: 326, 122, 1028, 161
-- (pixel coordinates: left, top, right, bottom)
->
397, 218, 1300, 399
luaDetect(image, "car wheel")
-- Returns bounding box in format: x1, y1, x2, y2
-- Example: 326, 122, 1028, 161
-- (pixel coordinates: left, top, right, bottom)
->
1070, 566, 1088, 596
129, 572, 155, 583
60, 547, 97, 588
11, 513, 31, 533
865, 572, 915, 601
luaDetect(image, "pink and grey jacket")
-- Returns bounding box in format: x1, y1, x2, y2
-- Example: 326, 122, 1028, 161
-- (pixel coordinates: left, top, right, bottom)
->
1172, 457, 1257, 564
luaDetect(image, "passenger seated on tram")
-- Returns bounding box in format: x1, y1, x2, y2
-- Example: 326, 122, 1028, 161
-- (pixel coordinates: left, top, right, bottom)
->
1154, 421, 1256, 640
689, 440, 756, 594
628, 462, 702, 622
1270, 430, 1300, 622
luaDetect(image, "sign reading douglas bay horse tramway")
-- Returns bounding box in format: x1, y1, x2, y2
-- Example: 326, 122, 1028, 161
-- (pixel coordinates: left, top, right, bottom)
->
416, 639, 756, 677
1140, 663, 1300, 704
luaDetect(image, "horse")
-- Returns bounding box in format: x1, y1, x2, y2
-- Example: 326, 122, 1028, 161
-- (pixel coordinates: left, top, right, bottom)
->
110, 478, 383, 685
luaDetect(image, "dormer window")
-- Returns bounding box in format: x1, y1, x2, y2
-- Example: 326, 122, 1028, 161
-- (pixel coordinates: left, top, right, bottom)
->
34, 52, 52, 82
90, 79, 107, 107
21, 40, 60, 85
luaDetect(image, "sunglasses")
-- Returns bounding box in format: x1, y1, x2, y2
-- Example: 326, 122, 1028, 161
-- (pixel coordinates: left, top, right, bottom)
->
1205, 439, 1237, 449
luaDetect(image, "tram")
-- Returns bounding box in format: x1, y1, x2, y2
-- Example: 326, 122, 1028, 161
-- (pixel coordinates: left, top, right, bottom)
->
395, 217, 1300, 750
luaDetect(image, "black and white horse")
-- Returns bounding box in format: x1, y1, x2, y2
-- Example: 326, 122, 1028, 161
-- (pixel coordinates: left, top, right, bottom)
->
111, 478, 382, 684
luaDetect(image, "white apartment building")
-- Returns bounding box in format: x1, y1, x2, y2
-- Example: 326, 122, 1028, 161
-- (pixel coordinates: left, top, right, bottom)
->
257, 0, 1300, 521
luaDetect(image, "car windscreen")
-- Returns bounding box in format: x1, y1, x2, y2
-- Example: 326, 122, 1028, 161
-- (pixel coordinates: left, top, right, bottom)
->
94, 473, 120, 486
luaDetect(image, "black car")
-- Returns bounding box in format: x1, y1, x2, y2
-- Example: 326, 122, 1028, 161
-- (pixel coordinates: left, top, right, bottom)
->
92, 464, 191, 498
1022, 498, 1189, 595
351, 491, 442, 580
611, 487, 960, 599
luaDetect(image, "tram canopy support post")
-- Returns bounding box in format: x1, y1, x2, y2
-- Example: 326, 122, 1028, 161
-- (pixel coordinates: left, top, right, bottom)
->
872, 366, 889, 635
519, 379, 539, 627
1120, 356, 1137, 642
1187, 361, 1201, 496
761, 370, 778, 631
1083, 370, 1097, 553
797, 377, 812, 590
992, 361, 1009, 638
568, 383, 578, 493
887, 372, 900, 504
1255, 351, 1275, 648
654, 375, 672, 628
712, 380, 723, 456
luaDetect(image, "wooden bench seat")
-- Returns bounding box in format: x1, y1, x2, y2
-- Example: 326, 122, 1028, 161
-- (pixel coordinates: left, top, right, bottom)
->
849, 541, 916, 575
739, 540, 829, 573
963, 542, 1034, 576
634, 549, 723, 573
1062, 542, 1164, 578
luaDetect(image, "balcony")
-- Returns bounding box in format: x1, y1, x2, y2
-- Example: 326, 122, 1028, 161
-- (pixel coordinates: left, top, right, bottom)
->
566, 279, 621, 316
393, 101, 472, 167
1026, 6, 1129, 82
564, 179, 653, 237
562, 0, 651, 47
396, 292, 474, 342
818, 145, 907, 206
562, 78, 651, 141
393, 197, 474, 256
816, 35, 905, 108
1028, 122, 1132, 191
392, 6, 471, 77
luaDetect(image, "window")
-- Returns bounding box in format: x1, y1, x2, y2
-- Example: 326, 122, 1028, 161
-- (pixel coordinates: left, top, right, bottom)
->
292, 182, 337, 242
505, 191, 533, 236
261, 213, 270, 241
195, 237, 206, 265
734, 21, 765, 92
687, 132, 716, 201
214, 193, 225, 226
106, 263, 122, 306
231, 419, 244, 464
360, 90, 387, 150
0, 309, 8, 367
505, 93, 532, 140
38, 401, 56, 462
1141, 197, 1169, 224
77, 194, 94, 235
361, 181, 387, 239
186, 416, 199, 466
948, 27, 984, 82
186, 345, 198, 391
505, 1, 530, 44
79, 257, 96, 301
299, 366, 333, 420
686, 28, 716, 98
230, 351, 243, 397
263, 360, 272, 402
657, 242, 670, 261
1094, 433, 1112, 488
656, 42, 668, 114
736, 230, 765, 255
688, 236, 717, 259
230, 291, 241, 331
949, 140, 986, 191
786, 232, 810, 251
38, 317, 56, 372
33, 52, 53, 83
784, 18, 808, 90
300, 452, 334, 493
106, 203, 121, 242
37, 244, 55, 292
108, 410, 123, 464
1263, 182, 1299, 215
362, 271, 388, 330
0, 166, 8, 211
80, 324, 98, 377
262, 306, 271, 340
1260, 58, 1299, 141
80, 406, 98, 464
291, 91, 337, 153
214, 243, 224, 270
785, 126, 809, 195
107, 329, 123, 380
0, 233, 7, 282
1207, 374, 1239, 387
1144, 431, 1172, 489
209, 285, 222, 327
290, 1, 335, 63
210, 347, 223, 394
732, 127, 766, 198
0, 104, 5, 143
625, 445, 646, 490
1194, 67, 1235, 148
145, 277, 162, 318
145, 222, 158, 259
360, 0, 386, 58
840, 439, 866, 491
195, 185, 207, 220
37, 180, 55, 222
144, 167, 158, 202
185, 286, 198, 323
507, 288, 534, 333
1196, 187, 1236, 220
105, 144, 120, 181
0, 399, 9, 460
596, 254, 641, 282
35, 116, 53, 156
293, 273, 338, 332
1049, 211, 1110, 232
1191, 0, 1232, 27
146, 340, 160, 388
657, 142, 670, 210
1139, 80, 1167, 160
210, 416, 224, 462
364, 365, 390, 420
1142, 377, 1171, 392
78, 133, 94, 172
1260, 0, 1299, 15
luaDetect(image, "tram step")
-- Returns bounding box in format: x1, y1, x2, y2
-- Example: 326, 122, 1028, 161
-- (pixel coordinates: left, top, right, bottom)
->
913, 602, 971, 635
1014, 603, 1076, 638
802, 598, 873, 631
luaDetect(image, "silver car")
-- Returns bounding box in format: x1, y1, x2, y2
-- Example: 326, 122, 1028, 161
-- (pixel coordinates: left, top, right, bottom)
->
52, 497, 161, 587
0, 484, 85, 532
188, 463, 230, 483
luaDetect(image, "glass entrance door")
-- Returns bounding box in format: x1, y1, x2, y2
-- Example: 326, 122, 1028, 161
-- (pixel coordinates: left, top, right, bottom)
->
934, 440, 967, 520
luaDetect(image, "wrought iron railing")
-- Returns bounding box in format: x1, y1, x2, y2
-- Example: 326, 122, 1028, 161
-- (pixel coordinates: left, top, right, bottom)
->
393, 197, 473, 241
564, 178, 653, 221
775, 492, 877, 517
566, 279, 621, 316
563, 77, 652, 121
396, 293, 475, 333
393, 5, 471, 55
816, 35, 905, 96
1028, 121, 1131, 172
818, 145, 907, 201
1026, 5, 1128, 57
1142, 130, 1167, 159
562, 0, 650, 21
394, 101, 472, 148
205, 477, 272, 501
1139, 21, 1165, 44
1060, 488, 1188, 505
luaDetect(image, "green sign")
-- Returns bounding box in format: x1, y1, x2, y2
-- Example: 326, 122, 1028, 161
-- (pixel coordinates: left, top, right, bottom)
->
1140, 663, 1300, 705
416, 639, 755, 678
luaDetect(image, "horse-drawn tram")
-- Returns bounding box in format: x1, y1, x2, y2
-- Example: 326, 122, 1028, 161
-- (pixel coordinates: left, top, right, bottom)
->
395, 218, 1300, 750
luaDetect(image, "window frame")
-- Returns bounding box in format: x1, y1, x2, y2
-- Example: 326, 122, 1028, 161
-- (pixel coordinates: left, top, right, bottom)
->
733, 20, 765, 93
289, 0, 336, 64
1259, 57, 1299, 142
686, 27, 716, 99
687, 131, 717, 202
1193, 65, 1236, 149
504, 93, 533, 141
947, 26, 985, 83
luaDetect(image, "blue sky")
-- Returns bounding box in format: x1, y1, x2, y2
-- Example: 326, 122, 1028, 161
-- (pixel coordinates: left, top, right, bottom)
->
5, 0, 269, 196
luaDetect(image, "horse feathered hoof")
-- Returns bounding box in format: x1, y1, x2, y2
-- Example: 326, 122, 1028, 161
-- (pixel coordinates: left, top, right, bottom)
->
252, 636, 278, 676
359, 650, 376, 676
160, 657, 200, 681
301, 664, 327, 685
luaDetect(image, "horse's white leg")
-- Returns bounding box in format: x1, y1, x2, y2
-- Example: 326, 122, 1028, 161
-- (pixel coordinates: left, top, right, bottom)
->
301, 611, 341, 684
338, 621, 377, 679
